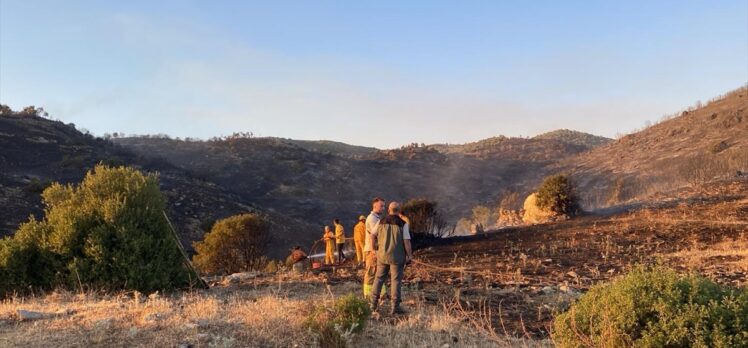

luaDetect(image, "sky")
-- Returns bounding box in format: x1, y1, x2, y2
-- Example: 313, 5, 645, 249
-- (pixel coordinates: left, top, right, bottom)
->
1, 1, 747, 148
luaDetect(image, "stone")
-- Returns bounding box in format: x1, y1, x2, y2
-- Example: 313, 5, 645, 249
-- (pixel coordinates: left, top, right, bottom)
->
522, 193, 557, 224
223, 271, 259, 284
17, 310, 47, 321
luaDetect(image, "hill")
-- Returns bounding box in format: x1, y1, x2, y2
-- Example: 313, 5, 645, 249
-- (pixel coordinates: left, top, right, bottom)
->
0, 110, 314, 258
113, 131, 610, 233
278, 138, 378, 157
429, 131, 610, 160
564, 86, 748, 209
533, 129, 612, 148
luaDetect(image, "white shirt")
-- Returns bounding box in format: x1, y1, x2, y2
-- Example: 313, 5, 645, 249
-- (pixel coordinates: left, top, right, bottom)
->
363, 211, 381, 252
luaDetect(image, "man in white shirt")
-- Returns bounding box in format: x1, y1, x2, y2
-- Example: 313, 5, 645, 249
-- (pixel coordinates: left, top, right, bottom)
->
363, 197, 385, 298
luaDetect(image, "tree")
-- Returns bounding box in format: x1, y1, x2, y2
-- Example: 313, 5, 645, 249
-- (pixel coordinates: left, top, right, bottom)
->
0, 165, 194, 295
401, 199, 447, 238
535, 174, 579, 216
192, 213, 270, 275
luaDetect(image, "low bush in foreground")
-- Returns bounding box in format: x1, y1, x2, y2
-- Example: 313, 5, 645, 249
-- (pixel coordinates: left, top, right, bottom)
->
305, 293, 370, 347
552, 265, 748, 348
0, 165, 194, 296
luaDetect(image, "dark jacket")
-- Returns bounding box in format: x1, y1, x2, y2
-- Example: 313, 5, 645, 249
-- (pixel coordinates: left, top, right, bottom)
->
375, 215, 406, 264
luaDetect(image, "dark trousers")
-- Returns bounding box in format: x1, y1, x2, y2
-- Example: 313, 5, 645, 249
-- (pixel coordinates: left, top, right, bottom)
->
336, 243, 346, 263
371, 262, 404, 310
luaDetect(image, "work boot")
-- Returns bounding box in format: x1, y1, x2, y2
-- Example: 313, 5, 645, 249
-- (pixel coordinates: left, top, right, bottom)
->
389, 306, 406, 316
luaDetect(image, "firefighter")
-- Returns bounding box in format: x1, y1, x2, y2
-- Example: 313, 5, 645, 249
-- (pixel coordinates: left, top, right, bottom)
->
334, 219, 347, 264
323, 226, 335, 265
286, 246, 308, 273
353, 215, 366, 265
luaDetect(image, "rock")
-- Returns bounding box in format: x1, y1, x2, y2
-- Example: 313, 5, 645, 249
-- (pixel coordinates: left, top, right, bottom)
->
183, 323, 198, 330
178, 343, 194, 348
541, 286, 555, 294
223, 271, 259, 284
566, 271, 579, 278
197, 333, 210, 341
522, 193, 558, 224
17, 310, 48, 321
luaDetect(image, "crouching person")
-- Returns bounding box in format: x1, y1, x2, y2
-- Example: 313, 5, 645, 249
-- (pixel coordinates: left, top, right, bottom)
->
370, 201, 414, 315
286, 246, 308, 274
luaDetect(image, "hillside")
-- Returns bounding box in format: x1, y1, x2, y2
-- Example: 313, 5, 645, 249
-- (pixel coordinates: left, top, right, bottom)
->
429, 131, 610, 160
0, 111, 314, 258
113, 131, 609, 232
533, 129, 612, 148
278, 138, 378, 158
564, 86, 748, 209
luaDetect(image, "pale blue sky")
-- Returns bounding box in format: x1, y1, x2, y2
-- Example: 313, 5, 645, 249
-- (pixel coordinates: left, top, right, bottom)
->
1, 1, 746, 148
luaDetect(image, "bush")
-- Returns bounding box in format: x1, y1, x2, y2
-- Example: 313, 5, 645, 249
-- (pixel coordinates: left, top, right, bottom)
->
552, 266, 748, 348
535, 174, 579, 216
192, 213, 270, 275
0, 165, 194, 296
0, 222, 58, 294
305, 293, 370, 347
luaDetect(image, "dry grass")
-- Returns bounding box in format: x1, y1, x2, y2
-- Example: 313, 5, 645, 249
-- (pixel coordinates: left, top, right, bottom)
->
664, 239, 748, 273
0, 275, 549, 348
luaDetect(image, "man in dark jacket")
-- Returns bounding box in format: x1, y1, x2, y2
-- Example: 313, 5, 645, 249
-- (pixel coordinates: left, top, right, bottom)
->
370, 201, 414, 315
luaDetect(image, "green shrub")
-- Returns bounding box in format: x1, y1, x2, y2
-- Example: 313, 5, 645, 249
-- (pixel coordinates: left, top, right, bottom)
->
552, 265, 748, 348
305, 293, 370, 347
535, 174, 579, 216
192, 213, 270, 275
0, 165, 193, 296
0, 221, 58, 294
